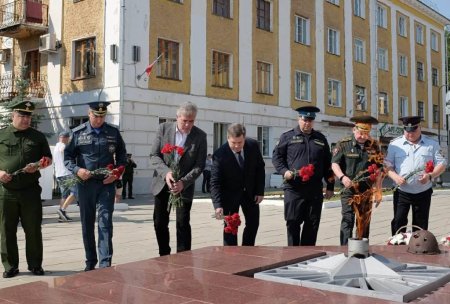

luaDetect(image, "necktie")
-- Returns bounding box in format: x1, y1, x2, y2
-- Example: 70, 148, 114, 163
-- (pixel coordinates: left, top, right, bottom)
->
237, 151, 244, 169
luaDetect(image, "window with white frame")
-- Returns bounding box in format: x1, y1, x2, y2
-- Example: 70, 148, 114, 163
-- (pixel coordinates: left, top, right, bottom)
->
399, 96, 408, 117
327, 0, 339, 5
354, 0, 365, 18
398, 15, 407, 37
399, 54, 408, 76
415, 24, 424, 44
256, 0, 271, 31
73, 37, 96, 79
432, 68, 438, 86
378, 92, 388, 115
376, 4, 387, 28
159, 117, 176, 124
295, 15, 310, 45
257, 126, 270, 157
327, 28, 340, 55
69, 116, 88, 129
433, 104, 439, 123
328, 79, 342, 107
295, 71, 311, 101
213, 122, 230, 151
354, 38, 365, 63
377, 48, 388, 71
417, 61, 424, 81
355, 85, 366, 111
256, 61, 272, 94
157, 38, 180, 80
212, 51, 231, 88
431, 31, 438, 51
418, 101, 424, 118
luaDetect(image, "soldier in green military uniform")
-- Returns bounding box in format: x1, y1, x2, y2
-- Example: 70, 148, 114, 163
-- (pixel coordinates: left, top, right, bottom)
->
331, 116, 381, 245
0, 100, 52, 278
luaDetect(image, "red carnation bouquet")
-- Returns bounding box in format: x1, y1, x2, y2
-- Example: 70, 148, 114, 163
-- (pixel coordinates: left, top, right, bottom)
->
60, 164, 124, 188
224, 213, 241, 235
11, 156, 51, 176
160, 143, 185, 211
284, 164, 315, 183
392, 160, 434, 191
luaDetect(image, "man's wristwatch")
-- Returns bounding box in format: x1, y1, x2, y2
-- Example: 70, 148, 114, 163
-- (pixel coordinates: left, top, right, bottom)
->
428, 173, 433, 180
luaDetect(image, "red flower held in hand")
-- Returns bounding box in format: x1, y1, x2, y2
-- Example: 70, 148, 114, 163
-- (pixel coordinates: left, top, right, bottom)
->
106, 164, 115, 171
224, 213, 241, 235
39, 157, 51, 168
425, 160, 434, 173
298, 164, 315, 182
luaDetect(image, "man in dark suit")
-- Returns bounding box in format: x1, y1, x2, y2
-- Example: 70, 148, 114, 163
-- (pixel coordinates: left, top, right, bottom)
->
211, 123, 265, 246
150, 102, 207, 256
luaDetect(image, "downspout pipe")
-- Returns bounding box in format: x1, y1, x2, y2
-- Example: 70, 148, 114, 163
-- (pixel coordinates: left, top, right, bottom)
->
119, 0, 126, 131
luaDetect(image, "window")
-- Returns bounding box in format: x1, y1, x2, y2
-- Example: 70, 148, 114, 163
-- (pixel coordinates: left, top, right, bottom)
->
399, 96, 408, 117
157, 39, 180, 80
415, 24, 423, 44
432, 68, 438, 86
376, 5, 387, 28
256, 61, 272, 94
169, 0, 183, 3
327, 28, 340, 55
159, 117, 176, 124
328, 79, 342, 107
433, 104, 439, 123
213, 0, 231, 18
377, 48, 388, 71
69, 116, 88, 129
417, 61, 424, 81
327, 0, 339, 5
398, 15, 407, 37
378, 92, 388, 115
256, 0, 271, 31
431, 31, 438, 51
295, 16, 310, 45
295, 71, 311, 101
73, 37, 96, 79
212, 51, 231, 88
257, 126, 270, 157
354, 38, 365, 63
213, 122, 229, 151
418, 101, 424, 118
399, 54, 408, 76
355, 85, 366, 111
354, 0, 365, 18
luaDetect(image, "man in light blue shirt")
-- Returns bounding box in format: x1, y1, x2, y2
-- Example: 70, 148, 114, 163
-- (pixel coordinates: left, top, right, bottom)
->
385, 116, 446, 235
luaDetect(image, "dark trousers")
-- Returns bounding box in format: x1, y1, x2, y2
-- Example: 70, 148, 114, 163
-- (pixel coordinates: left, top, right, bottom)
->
78, 180, 115, 269
284, 189, 323, 246
340, 194, 370, 245
0, 185, 42, 272
153, 185, 193, 256
223, 199, 260, 246
122, 176, 133, 198
391, 188, 433, 235
202, 170, 211, 193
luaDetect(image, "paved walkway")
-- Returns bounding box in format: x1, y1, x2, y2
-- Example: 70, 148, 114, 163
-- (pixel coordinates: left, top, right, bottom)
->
1, 190, 449, 289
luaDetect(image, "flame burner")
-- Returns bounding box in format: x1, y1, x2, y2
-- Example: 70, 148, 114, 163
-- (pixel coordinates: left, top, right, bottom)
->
254, 253, 450, 302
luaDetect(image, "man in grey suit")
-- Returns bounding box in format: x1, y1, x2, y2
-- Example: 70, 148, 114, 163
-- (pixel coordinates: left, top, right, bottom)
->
150, 102, 207, 256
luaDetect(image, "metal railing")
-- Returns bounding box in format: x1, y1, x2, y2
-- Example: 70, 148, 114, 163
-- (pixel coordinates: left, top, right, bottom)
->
0, 0, 48, 29
0, 72, 47, 101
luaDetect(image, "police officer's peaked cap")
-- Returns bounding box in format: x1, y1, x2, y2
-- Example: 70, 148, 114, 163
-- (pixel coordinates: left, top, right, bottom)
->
350, 115, 378, 132
399, 116, 422, 132
59, 131, 70, 137
295, 106, 320, 120
7, 100, 35, 116
88, 101, 110, 116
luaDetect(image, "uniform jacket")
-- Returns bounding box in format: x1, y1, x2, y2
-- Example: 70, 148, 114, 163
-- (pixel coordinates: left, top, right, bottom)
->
272, 126, 334, 192
0, 125, 52, 190
149, 122, 207, 200
64, 122, 127, 175
210, 138, 265, 210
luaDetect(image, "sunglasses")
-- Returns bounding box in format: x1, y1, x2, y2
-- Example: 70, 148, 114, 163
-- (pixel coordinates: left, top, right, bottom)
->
404, 125, 419, 132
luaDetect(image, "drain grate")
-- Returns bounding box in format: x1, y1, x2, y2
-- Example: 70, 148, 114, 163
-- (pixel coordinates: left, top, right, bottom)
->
254, 253, 450, 302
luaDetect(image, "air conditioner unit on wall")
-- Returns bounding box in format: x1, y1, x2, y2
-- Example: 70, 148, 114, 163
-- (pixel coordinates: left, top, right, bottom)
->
0, 49, 11, 63
39, 33, 58, 53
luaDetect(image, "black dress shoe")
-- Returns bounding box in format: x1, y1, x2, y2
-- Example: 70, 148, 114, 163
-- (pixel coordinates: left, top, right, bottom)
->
28, 267, 44, 276
84, 265, 95, 272
128, 196, 135, 199
3, 268, 19, 278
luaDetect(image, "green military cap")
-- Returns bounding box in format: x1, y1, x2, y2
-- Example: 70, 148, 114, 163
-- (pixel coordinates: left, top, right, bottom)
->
350, 115, 379, 133
7, 100, 35, 116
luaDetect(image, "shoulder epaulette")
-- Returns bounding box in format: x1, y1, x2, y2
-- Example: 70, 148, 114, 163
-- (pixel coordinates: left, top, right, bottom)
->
341, 136, 352, 142
104, 122, 119, 130
281, 128, 294, 135
72, 123, 87, 133
390, 135, 402, 142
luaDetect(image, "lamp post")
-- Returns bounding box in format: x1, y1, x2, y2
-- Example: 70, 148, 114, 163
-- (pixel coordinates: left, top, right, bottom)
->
437, 84, 447, 145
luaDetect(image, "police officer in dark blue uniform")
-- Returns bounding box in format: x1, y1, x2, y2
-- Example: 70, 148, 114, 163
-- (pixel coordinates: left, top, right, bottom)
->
64, 102, 127, 271
272, 106, 334, 246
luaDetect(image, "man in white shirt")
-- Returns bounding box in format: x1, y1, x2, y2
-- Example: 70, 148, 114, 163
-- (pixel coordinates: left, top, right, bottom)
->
54, 132, 76, 222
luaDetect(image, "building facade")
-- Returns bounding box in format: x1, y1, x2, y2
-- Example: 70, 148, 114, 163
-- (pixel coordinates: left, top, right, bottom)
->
0, 0, 449, 193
